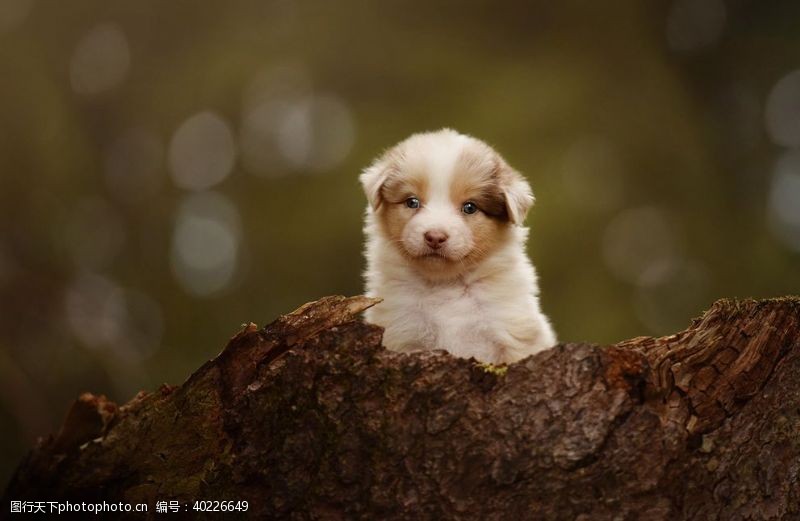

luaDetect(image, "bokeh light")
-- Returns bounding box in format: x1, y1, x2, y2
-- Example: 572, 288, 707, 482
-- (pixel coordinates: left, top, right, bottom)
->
64, 273, 163, 362
276, 94, 355, 172
765, 70, 800, 148
240, 65, 355, 176
633, 259, 710, 335
69, 22, 130, 95
768, 149, 800, 252
0, 0, 33, 33
602, 206, 682, 286
168, 112, 237, 191
170, 191, 242, 297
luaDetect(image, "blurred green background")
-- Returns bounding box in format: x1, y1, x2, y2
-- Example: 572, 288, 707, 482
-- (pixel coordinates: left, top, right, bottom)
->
2, 0, 799, 485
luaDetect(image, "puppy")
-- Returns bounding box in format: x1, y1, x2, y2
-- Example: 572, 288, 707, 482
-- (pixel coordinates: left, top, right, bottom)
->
360, 129, 556, 364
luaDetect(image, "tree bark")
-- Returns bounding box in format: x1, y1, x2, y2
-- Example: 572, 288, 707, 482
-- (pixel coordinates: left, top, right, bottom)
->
4, 295, 800, 520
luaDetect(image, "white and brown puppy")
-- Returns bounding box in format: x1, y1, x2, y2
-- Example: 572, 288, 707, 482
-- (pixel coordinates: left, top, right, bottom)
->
360, 129, 556, 364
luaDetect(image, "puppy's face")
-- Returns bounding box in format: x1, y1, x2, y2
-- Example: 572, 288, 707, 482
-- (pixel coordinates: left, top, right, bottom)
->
361, 130, 534, 280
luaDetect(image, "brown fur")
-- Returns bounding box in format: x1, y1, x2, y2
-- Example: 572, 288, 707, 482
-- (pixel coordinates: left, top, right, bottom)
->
451, 144, 510, 221
379, 168, 429, 205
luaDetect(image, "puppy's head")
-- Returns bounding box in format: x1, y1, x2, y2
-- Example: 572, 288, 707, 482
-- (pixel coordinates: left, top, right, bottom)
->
360, 129, 534, 279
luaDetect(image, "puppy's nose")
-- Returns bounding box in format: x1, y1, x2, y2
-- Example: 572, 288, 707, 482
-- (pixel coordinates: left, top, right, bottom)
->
424, 230, 449, 249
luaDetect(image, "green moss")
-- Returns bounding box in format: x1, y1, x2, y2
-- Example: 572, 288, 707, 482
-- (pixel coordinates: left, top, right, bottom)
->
475, 362, 508, 376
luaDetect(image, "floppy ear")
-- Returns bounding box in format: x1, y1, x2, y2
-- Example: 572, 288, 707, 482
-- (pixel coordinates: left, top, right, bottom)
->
359, 157, 393, 211
498, 163, 535, 225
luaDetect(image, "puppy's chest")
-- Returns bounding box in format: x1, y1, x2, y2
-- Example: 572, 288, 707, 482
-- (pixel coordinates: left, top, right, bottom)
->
401, 283, 497, 344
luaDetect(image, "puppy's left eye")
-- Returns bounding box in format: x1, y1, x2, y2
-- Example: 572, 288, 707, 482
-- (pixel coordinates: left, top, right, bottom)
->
462, 202, 478, 215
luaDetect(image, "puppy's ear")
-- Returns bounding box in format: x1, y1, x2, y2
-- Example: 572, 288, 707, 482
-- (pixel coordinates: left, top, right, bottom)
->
498, 162, 534, 225
359, 158, 393, 211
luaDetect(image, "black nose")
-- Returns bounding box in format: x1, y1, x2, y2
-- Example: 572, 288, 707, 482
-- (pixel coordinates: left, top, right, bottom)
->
424, 230, 448, 249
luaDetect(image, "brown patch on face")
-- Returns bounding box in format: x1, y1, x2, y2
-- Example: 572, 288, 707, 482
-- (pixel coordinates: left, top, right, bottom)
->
377, 202, 411, 253
374, 166, 429, 258
379, 169, 429, 205
450, 141, 514, 267
451, 143, 509, 222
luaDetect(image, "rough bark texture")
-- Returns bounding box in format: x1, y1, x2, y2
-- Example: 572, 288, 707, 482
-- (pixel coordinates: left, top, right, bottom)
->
4, 295, 800, 520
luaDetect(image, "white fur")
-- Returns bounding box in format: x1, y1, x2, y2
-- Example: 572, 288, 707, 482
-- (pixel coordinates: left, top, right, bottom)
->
361, 130, 557, 364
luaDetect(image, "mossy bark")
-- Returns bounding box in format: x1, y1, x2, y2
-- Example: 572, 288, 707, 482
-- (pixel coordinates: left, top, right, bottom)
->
4, 295, 800, 519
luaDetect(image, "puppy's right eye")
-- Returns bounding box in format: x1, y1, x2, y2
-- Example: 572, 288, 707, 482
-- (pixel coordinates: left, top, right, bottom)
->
405, 197, 421, 209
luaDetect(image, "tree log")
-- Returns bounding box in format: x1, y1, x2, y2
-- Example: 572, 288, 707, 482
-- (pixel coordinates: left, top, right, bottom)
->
4, 295, 800, 519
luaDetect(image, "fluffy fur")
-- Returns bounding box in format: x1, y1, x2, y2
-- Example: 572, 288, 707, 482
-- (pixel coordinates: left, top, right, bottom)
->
360, 129, 556, 364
